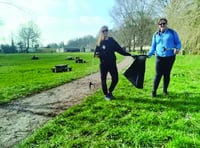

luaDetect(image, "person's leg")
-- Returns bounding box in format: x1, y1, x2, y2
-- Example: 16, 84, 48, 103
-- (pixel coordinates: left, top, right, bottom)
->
163, 56, 176, 94
152, 57, 163, 96
100, 64, 108, 95
108, 64, 118, 95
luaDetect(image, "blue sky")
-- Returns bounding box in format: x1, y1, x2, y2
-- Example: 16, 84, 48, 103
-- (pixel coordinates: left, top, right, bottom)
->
0, 0, 115, 46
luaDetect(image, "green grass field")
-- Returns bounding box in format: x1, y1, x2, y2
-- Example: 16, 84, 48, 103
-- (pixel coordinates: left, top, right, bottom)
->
0, 53, 125, 104
16, 55, 200, 147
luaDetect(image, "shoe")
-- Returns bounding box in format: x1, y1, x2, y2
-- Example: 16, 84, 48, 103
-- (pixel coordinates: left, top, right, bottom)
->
108, 92, 114, 98
152, 91, 156, 97
105, 95, 111, 101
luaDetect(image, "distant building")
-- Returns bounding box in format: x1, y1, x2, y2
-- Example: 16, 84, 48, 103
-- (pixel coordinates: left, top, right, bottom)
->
56, 48, 64, 52
29, 48, 37, 53
56, 47, 80, 52
65, 47, 80, 52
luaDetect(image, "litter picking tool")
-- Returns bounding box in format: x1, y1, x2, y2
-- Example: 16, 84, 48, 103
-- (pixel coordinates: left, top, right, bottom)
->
88, 57, 96, 89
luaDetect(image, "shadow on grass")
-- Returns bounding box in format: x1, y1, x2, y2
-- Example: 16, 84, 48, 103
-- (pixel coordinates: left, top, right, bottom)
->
116, 92, 200, 113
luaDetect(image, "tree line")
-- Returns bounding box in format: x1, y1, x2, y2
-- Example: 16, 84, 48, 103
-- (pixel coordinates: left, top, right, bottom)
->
0, 21, 40, 53
1, 0, 199, 54
109, 0, 200, 54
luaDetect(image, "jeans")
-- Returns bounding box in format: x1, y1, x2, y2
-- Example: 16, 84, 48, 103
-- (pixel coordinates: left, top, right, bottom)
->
153, 56, 175, 92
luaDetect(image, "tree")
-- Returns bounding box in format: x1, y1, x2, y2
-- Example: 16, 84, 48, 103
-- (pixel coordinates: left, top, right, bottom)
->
110, 0, 156, 51
1, 44, 17, 53
66, 35, 96, 50
110, 0, 137, 51
46, 43, 58, 48
155, 0, 200, 54
0, 37, 17, 53
17, 41, 24, 52
59, 41, 65, 48
18, 21, 40, 53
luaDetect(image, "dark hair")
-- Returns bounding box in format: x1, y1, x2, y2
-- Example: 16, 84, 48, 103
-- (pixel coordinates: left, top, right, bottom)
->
158, 18, 168, 25
100, 25, 108, 32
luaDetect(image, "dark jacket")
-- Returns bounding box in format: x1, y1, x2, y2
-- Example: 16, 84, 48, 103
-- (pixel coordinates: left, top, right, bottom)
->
94, 37, 131, 64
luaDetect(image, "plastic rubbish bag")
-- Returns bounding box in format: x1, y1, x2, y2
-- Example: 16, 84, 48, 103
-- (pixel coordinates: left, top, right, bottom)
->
124, 55, 147, 89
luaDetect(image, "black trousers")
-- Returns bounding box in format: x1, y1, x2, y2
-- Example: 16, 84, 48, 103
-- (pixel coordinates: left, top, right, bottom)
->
153, 56, 175, 92
100, 63, 118, 95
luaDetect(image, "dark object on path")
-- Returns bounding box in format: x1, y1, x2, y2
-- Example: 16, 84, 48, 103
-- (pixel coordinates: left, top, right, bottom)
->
124, 55, 147, 89
51, 64, 72, 73
31, 55, 39, 60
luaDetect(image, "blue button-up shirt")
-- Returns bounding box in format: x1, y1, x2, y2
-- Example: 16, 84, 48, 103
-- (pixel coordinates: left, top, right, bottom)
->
147, 28, 181, 57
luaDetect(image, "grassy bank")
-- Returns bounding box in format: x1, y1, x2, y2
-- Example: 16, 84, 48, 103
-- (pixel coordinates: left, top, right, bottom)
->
1, 53, 126, 104
17, 55, 200, 147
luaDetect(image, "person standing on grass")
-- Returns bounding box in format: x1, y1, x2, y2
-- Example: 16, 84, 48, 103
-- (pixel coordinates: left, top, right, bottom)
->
94, 25, 133, 101
147, 18, 181, 97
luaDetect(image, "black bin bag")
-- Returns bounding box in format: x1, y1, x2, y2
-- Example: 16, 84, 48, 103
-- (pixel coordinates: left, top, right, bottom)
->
124, 55, 147, 89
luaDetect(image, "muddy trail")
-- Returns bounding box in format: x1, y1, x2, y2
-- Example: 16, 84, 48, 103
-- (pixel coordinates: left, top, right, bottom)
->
0, 57, 133, 147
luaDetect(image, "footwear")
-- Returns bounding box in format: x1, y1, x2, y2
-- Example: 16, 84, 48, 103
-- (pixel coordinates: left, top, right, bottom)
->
105, 95, 111, 101
152, 91, 156, 97
108, 92, 114, 98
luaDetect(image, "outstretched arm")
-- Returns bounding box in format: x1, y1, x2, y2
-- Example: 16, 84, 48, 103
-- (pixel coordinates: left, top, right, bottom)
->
112, 38, 131, 56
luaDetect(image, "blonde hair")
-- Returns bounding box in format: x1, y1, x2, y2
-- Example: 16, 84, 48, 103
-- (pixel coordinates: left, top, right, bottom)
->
97, 25, 108, 46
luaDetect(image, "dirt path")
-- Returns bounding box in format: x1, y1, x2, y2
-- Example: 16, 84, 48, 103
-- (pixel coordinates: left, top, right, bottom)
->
0, 56, 133, 147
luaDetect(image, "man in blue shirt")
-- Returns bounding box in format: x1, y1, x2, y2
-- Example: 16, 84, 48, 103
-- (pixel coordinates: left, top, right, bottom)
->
147, 18, 181, 97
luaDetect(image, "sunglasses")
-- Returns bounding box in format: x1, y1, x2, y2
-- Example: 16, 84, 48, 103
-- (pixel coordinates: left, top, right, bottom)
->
102, 29, 108, 33
159, 22, 166, 26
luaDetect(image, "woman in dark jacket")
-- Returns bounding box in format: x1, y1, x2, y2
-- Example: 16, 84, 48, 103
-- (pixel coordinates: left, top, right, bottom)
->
94, 25, 132, 100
